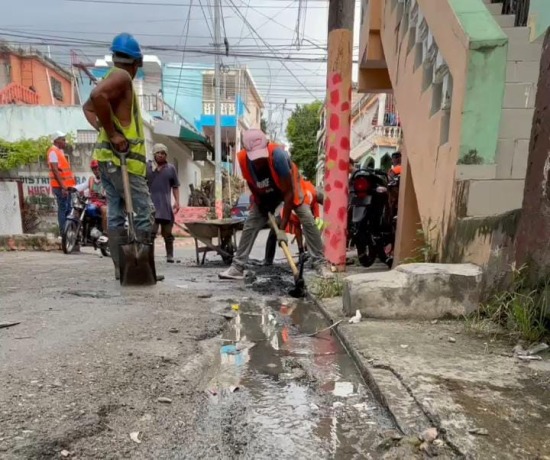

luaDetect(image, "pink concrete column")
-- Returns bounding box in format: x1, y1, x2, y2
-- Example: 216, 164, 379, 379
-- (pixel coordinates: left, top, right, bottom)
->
323, 0, 355, 270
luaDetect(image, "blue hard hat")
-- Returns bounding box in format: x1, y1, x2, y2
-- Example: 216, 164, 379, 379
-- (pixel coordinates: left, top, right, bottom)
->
110, 33, 143, 60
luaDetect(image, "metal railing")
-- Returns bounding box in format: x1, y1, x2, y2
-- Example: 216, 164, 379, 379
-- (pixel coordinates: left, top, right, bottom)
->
202, 101, 236, 116
492, 0, 530, 26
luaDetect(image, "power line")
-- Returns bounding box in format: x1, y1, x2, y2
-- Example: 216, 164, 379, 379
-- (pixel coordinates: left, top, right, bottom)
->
173, 0, 195, 108
66, 0, 329, 8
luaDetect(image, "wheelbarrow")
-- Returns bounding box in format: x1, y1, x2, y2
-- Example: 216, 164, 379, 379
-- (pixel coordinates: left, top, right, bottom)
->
176, 218, 245, 265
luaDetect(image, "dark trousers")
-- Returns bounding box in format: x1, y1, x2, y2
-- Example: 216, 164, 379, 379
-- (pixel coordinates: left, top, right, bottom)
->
265, 215, 282, 263
53, 187, 71, 235
152, 218, 175, 257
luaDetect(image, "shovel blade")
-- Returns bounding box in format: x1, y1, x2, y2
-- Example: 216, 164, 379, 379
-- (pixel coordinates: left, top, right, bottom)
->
119, 241, 156, 286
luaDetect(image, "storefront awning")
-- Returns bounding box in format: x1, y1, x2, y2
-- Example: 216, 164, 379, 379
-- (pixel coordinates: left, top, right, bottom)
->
154, 120, 214, 161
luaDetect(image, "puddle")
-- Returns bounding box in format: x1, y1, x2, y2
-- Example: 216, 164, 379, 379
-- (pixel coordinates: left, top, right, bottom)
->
202, 298, 395, 457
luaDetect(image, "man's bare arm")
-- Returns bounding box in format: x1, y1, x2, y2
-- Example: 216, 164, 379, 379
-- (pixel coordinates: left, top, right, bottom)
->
83, 99, 100, 131
87, 70, 131, 138
278, 175, 295, 230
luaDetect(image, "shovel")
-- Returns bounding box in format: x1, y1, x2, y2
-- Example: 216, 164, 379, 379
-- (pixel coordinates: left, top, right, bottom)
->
118, 150, 157, 286
267, 212, 306, 298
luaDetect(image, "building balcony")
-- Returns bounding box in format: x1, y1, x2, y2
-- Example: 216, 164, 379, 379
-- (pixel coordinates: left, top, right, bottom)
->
202, 101, 236, 116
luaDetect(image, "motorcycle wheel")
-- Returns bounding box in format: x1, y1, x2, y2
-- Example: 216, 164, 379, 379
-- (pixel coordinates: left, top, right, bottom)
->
355, 237, 377, 268
62, 221, 80, 254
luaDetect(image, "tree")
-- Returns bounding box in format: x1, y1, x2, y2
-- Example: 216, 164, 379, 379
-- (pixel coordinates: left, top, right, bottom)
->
286, 101, 323, 180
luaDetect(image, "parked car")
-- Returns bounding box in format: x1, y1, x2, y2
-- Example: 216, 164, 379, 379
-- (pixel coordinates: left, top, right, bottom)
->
231, 193, 251, 219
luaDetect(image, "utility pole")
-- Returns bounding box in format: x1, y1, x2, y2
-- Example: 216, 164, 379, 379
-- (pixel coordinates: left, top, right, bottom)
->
213, 0, 223, 219
323, 0, 355, 270
515, 28, 550, 282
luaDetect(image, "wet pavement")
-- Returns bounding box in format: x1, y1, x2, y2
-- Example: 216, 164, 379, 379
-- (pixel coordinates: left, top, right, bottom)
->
0, 232, 407, 459
190, 297, 395, 458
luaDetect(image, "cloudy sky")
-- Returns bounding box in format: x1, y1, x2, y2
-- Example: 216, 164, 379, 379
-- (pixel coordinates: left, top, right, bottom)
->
0, 0, 360, 136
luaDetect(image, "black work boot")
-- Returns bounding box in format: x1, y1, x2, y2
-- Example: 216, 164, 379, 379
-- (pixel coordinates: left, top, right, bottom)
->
108, 228, 127, 281
165, 239, 175, 263
140, 231, 164, 282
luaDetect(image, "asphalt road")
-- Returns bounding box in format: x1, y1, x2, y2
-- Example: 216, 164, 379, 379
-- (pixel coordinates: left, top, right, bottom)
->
0, 233, 418, 459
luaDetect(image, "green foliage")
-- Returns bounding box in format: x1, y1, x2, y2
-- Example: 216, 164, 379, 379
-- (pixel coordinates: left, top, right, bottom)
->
311, 275, 343, 299
0, 134, 74, 171
466, 265, 549, 342
286, 101, 323, 180
458, 149, 484, 165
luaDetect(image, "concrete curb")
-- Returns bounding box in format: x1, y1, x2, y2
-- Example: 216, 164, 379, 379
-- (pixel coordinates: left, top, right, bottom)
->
0, 234, 61, 252
308, 292, 465, 457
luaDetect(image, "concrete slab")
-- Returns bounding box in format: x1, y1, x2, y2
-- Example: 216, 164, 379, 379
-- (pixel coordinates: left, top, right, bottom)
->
316, 297, 550, 459
343, 263, 483, 320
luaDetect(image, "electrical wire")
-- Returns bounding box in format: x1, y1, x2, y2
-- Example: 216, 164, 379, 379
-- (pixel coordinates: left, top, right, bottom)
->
173, 0, 194, 107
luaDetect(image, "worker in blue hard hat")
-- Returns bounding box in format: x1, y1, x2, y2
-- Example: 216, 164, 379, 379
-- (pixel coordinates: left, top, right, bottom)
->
83, 33, 162, 282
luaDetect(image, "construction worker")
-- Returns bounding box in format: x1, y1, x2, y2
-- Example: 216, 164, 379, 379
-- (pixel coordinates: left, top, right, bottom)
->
83, 33, 159, 281
47, 131, 76, 236
219, 128, 328, 280
388, 151, 402, 178
263, 179, 323, 265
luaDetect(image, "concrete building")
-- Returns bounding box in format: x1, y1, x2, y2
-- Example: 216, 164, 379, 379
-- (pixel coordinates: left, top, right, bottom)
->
161, 63, 264, 176
0, 43, 76, 106
358, 0, 544, 285
350, 93, 402, 169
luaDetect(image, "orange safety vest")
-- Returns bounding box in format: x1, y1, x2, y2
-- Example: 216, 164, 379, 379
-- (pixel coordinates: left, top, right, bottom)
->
301, 179, 320, 218
237, 143, 304, 207
48, 146, 76, 189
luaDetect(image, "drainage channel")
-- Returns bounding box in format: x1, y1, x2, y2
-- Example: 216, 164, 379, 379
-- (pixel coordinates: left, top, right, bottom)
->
192, 296, 396, 458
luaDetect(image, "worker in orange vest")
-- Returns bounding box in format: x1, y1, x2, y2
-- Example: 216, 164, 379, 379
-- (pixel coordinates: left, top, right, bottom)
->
388, 151, 402, 178
47, 131, 76, 236
219, 128, 327, 280
263, 178, 323, 265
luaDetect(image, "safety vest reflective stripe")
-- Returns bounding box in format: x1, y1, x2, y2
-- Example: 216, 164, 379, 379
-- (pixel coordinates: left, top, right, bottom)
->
94, 142, 146, 164
48, 146, 76, 188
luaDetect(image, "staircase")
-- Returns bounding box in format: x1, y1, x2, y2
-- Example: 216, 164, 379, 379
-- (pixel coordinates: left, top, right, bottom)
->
460, 0, 542, 217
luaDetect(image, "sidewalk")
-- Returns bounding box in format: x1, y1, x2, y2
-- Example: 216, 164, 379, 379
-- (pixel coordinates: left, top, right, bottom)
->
315, 296, 550, 459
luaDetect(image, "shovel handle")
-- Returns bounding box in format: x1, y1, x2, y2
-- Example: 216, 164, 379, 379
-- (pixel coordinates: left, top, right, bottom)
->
267, 212, 300, 278
119, 154, 133, 215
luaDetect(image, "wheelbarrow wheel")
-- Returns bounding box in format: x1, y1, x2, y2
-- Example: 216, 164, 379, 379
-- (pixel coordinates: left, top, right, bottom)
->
220, 240, 235, 265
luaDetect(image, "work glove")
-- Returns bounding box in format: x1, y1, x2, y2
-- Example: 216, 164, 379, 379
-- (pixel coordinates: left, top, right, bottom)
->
276, 229, 288, 245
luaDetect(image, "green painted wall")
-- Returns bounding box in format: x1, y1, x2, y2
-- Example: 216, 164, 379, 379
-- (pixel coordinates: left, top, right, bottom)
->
529, 0, 550, 41
449, 0, 508, 164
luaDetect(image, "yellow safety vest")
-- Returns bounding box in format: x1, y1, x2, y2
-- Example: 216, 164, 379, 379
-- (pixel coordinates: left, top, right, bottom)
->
92, 68, 146, 176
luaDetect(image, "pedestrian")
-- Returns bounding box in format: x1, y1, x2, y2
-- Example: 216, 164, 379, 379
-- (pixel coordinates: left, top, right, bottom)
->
83, 33, 162, 281
47, 131, 76, 237
219, 128, 329, 280
146, 143, 181, 263
388, 151, 402, 178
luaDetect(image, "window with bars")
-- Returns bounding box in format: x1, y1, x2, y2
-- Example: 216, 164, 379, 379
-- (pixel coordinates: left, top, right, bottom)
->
203, 72, 237, 102
50, 77, 63, 101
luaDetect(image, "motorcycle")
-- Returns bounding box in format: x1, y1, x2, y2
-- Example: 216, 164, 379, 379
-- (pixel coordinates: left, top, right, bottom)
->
348, 167, 395, 268
62, 191, 110, 257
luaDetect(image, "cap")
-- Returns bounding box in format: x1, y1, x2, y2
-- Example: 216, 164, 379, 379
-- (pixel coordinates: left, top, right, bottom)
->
242, 129, 269, 161
90, 159, 99, 168
51, 131, 66, 141
153, 143, 168, 154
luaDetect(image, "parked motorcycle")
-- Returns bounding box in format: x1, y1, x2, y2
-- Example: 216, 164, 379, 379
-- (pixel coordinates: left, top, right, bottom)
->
348, 167, 395, 268
62, 191, 110, 257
